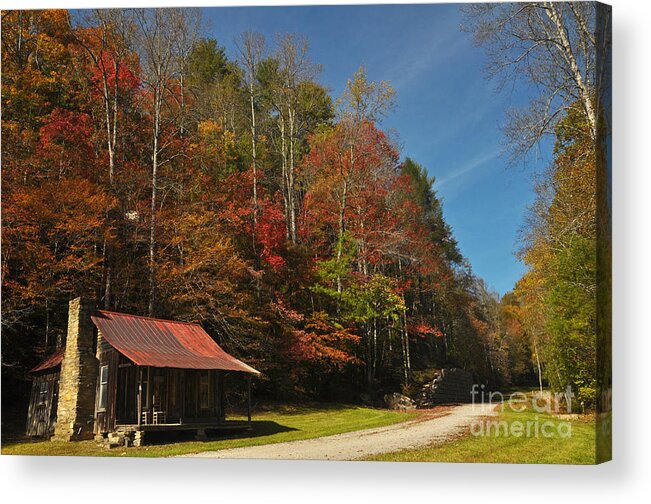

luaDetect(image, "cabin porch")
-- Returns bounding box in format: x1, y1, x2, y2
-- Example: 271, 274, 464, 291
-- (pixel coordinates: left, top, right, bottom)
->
112, 419, 253, 446
95, 356, 253, 443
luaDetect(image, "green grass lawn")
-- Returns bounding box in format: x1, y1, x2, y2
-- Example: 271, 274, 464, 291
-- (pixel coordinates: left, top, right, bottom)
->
370, 405, 597, 464
2, 403, 416, 458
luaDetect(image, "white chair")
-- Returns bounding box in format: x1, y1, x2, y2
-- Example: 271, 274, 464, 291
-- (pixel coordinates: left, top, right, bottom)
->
151, 397, 166, 424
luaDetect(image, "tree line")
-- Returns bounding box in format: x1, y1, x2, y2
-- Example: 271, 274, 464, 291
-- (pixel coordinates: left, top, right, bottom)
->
2, 9, 539, 404
463, 2, 611, 410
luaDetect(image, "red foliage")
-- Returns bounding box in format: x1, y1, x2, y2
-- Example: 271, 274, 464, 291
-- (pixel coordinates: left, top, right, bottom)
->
89, 50, 141, 95
39, 108, 93, 148
209, 169, 255, 235
38, 108, 96, 178
300, 121, 401, 258
408, 321, 444, 339
3, 13, 477, 396
256, 196, 287, 272
271, 296, 304, 323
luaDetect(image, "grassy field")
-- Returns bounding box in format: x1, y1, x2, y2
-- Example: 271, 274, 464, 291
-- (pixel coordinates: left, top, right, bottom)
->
370, 404, 597, 464
2, 403, 416, 458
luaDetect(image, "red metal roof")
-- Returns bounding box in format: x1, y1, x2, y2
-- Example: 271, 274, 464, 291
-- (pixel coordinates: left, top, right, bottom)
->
91, 310, 259, 374
30, 348, 65, 373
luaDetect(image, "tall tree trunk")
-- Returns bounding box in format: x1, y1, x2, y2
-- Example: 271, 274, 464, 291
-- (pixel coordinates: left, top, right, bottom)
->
405, 324, 411, 384
44, 299, 50, 350
249, 83, 258, 226
103, 241, 112, 309
372, 318, 378, 385
532, 335, 544, 394
288, 106, 297, 243
335, 144, 354, 295
546, 2, 597, 139
148, 92, 161, 316
235, 31, 264, 229
365, 323, 373, 387
336, 178, 348, 295
280, 113, 290, 239
102, 58, 120, 309
398, 259, 411, 386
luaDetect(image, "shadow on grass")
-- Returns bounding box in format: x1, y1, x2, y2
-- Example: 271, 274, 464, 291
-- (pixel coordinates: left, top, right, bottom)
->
142, 420, 298, 446
2, 420, 299, 450
1, 435, 44, 448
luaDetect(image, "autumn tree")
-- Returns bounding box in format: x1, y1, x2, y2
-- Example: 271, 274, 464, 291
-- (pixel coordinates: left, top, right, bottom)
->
133, 7, 201, 315
2, 11, 510, 406
462, 2, 611, 161
258, 34, 331, 243
235, 31, 266, 227
516, 105, 597, 408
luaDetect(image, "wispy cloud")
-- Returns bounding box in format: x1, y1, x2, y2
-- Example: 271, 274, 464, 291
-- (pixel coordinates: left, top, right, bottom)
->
436, 148, 501, 189
389, 35, 465, 91
378, 13, 464, 91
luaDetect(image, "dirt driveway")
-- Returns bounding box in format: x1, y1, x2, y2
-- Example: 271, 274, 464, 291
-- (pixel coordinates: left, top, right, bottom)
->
183, 403, 496, 461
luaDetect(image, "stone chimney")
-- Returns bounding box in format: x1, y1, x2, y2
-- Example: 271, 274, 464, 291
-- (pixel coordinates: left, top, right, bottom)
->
52, 297, 98, 441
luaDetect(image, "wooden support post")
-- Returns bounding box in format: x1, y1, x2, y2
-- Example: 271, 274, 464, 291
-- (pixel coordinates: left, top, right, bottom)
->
247, 374, 252, 424
218, 370, 222, 422
220, 373, 226, 422
146, 366, 151, 424
137, 367, 142, 427
194, 371, 199, 419
164, 368, 169, 417
180, 369, 185, 425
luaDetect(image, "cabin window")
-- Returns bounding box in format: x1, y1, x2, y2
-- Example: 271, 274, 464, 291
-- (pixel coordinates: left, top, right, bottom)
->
98, 365, 109, 411
199, 372, 210, 409
36, 381, 48, 406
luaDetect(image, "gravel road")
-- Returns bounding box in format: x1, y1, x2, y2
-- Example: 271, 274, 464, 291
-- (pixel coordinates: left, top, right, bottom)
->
183, 403, 496, 461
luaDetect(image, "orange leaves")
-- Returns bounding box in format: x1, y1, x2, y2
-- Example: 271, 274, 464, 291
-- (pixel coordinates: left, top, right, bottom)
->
289, 312, 361, 368
1, 10, 72, 74
271, 297, 304, 323
2, 10, 480, 396
2, 177, 116, 313
9, 177, 116, 235
209, 168, 255, 233
300, 120, 401, 257
156, 207, 254, 325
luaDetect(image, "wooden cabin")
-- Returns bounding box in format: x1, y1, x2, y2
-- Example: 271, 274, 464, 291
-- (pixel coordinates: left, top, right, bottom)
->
25, 349, 64, 437
26, 298, 259, 445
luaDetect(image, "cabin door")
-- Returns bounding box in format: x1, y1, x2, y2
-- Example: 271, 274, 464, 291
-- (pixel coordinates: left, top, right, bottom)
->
151, 369, 167, 415
115, 364, 137, 424
166, 369, 182, 423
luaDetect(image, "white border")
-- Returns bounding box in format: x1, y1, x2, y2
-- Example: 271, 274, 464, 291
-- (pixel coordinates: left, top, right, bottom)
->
2, 1, 650, 503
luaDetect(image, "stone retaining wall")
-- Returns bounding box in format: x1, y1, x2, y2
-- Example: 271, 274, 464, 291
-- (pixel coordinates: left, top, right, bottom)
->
417, 368, 474, 407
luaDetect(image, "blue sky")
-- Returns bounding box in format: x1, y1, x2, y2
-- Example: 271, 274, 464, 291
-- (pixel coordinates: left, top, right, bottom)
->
202, 3, 550, 296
